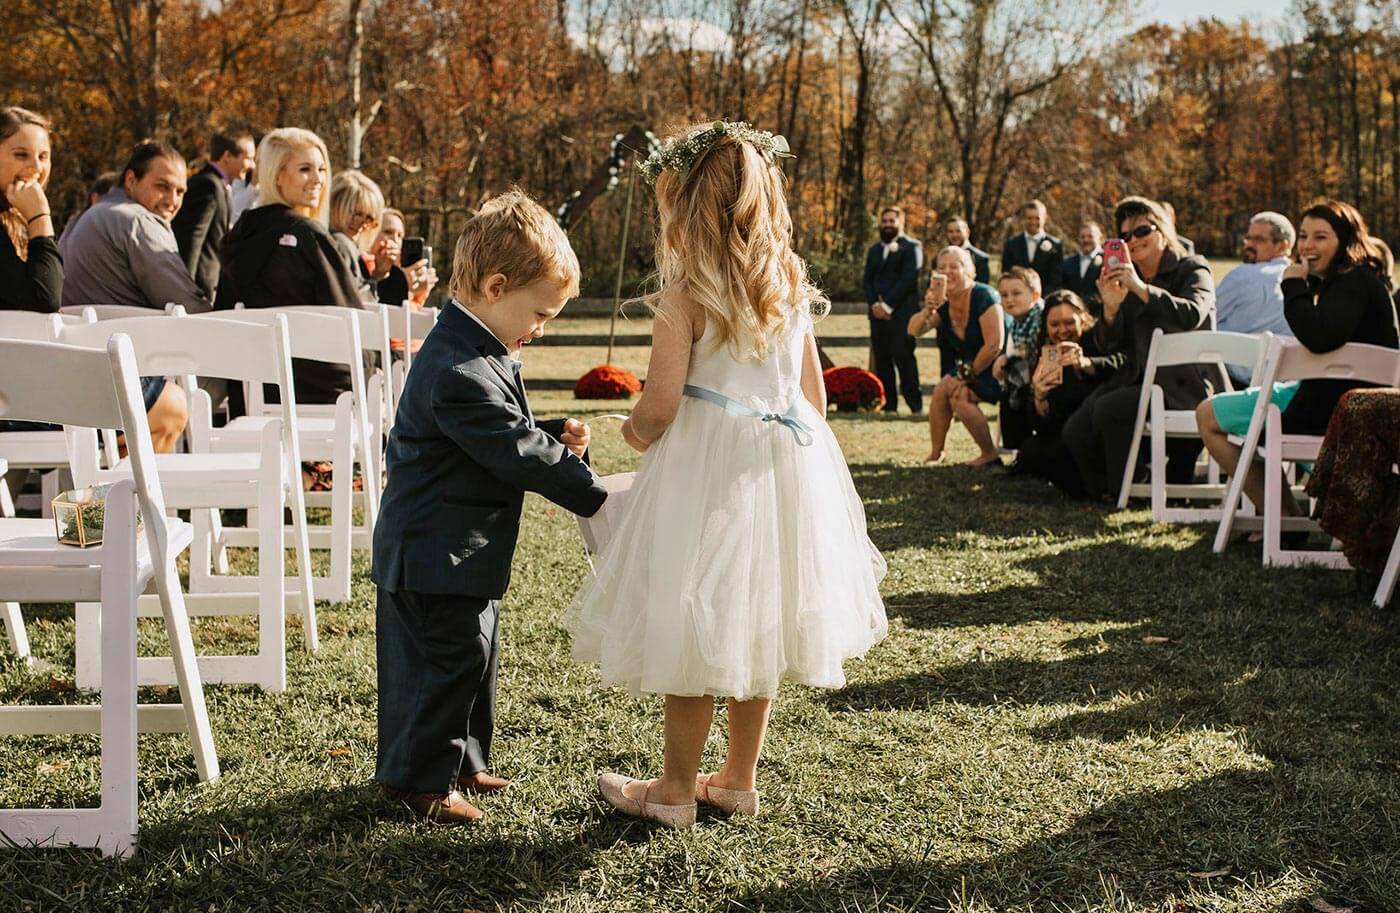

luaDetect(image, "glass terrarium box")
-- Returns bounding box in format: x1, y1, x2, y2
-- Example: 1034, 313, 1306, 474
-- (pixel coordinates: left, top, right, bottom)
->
52, 484, 136, 548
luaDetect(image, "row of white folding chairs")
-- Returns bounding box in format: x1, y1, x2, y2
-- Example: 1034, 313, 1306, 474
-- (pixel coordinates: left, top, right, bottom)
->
0, 333, 218, 857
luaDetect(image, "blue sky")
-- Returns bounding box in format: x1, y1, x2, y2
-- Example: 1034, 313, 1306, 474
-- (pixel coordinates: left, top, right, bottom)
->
1146, 0, 1276, 27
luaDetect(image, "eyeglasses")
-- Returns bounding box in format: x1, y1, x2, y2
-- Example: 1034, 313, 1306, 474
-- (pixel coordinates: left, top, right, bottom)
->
1242, 234, 1274, 244
1118, 224, 1158, 241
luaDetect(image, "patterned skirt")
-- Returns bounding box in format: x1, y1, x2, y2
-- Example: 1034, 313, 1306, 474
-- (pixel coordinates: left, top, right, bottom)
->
1305, 388, 1400, 575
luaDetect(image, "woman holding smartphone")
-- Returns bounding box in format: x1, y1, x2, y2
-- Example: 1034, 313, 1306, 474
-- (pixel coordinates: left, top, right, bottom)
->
0, 107, 60, 313
1196, 200, 1398, 538
908, 245, 1005, 466
1060, 196, 1216, 500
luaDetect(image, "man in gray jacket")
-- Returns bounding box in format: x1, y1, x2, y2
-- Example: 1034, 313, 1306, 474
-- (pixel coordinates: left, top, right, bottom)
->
58, 140, 205, 450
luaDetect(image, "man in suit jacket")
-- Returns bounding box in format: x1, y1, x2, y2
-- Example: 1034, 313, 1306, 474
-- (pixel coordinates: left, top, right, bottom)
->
1002, 199, 1064, 293
172, 132, 255, 299
947, 217, 990, 284
863, 206, 924, 413
372, 192, 607, 824
1060, 221, 1104, 304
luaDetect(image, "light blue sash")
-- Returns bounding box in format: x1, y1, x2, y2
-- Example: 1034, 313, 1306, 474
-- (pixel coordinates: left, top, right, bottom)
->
682, 384, 814, 447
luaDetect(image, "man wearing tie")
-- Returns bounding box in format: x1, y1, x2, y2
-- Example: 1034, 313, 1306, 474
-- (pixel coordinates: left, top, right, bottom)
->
172, 131, 256, 300
1059, 221, 1104, 304
1001, 199, 1063, 294
947, 217, 990, 284
862, 206, 923, 414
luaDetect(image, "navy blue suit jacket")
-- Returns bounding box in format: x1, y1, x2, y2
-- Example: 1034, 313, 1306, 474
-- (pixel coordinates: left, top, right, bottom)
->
1060, 251, 1103, 304
371, 303, 608, 598
963, 244, 991, 284
863, 236, 923, 317
1002, 233, 1064, 294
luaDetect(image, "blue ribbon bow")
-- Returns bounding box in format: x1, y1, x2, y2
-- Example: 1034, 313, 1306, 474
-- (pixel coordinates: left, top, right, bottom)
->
682, 384, 815, 447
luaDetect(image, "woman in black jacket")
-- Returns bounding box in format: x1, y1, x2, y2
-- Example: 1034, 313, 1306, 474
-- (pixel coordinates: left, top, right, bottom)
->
0, 107, 60, 313
1061, 196, 1217, 499
1197, 199, 1399, 526
1009, 290, 1123, 496
216, 127, 365, 406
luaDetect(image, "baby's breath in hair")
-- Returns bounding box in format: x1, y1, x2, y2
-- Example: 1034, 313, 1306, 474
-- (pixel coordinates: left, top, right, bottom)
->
639, 121, 793, 186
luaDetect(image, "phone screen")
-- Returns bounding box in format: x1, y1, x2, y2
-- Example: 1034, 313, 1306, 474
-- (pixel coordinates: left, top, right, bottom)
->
401, 236, 425, 266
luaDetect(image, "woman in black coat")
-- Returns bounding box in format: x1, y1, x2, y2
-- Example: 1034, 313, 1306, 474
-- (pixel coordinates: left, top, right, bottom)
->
1061, 196, 1217, 500
0, 107, 60, 314
1197, 199, 1399, 525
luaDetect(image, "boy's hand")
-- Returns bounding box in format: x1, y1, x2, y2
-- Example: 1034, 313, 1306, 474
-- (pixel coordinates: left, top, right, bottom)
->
559, 418, 591, 458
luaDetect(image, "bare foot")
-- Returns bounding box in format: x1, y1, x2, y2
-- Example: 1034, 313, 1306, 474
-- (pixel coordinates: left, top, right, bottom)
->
963, 452, 1002, 467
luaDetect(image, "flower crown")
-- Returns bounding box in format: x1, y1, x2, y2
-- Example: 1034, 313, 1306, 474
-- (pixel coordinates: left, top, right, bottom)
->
638, 121, 794, 186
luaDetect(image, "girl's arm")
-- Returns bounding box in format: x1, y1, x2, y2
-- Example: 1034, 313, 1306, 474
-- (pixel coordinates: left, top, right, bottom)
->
622, 293, 697, 451
800, 329, 827, 415
971, 304, 1005, 374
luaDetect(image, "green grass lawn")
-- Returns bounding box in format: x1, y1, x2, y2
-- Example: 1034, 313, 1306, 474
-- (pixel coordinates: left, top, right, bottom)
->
2, 403, 1399, 912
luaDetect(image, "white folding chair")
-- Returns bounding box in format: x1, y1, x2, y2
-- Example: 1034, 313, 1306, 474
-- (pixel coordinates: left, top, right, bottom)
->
1375, 482, 1400, 607
193, 307, 375, 604
1212, 337, 1400, 566
57, 316, 313, 691
60, 304, 182, 322
0, 455, 24, 667
1117, 329, 1268, 523
381, 303, 439, 417
0, 334, 218, 858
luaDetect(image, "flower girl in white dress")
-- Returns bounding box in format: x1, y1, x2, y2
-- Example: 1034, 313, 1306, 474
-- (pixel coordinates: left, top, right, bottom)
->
566, 122, 888, 828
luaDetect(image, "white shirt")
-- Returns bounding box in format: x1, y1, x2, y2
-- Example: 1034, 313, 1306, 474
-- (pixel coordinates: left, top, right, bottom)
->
1080, 248, 1102, 278
454, 299, 520, 364
1025, 232, 1045, 262
882, 239, 900, 259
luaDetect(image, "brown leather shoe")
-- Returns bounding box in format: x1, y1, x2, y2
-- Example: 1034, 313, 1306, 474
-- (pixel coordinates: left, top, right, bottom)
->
458, 771, 514, 794
384, 786, 483, 824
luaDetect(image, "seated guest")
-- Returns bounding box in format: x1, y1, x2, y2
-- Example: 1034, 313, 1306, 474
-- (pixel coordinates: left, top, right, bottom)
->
1062, 196, 1216, 500
0, 107, 60, 314
371, 207, 438, 307
1009, 290, 1122, 495
991, 266, 1044, 449
328, 168, 385, 301
907, 246, 1005, 466
217, 127, 366, 407
946, 217, 990, 284
60, 140, 209, 313
1215, 211, 1296, 387
173, 131, 256, 300
1002, 199, 1063, 294
58, 171, 119, 244
1059, 221, 1104, 304
1306, 388, 1400, 596
1197, 200, 1399, 536
58, 140, 203, 452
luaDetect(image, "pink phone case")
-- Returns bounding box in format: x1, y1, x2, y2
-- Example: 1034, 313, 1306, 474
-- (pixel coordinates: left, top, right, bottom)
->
1102, 238, 1129, 270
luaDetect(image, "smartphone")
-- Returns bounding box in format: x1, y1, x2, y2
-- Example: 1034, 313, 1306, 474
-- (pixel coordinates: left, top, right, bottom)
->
1102, 238, 1129, 270
401, 236, 425, 267
421, 245, 433, 269
1038, 344, 1063, 385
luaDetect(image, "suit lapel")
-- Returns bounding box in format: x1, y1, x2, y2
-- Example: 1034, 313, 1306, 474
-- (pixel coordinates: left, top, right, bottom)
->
439, 304, 531, 417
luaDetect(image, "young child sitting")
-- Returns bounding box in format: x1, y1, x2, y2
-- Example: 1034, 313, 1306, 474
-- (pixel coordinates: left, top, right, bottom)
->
371, 189, 608, 825
566, 122, 888, 828
993, 266, 1045, 449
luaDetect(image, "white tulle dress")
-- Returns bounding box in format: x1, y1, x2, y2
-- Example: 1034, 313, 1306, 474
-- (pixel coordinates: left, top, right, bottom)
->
566, 308, 888, 699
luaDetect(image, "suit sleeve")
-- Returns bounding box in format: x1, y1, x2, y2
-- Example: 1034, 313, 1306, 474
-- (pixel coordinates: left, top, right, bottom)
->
1043, 242, 1064, 292
172, 177, 218, 280
888, 242, 921, 309
1282, 272, 1377, 353
1001, 239, 1015, 269
974, 251, 990, 284
862, 246, 879, 305
432, 367, 607, 517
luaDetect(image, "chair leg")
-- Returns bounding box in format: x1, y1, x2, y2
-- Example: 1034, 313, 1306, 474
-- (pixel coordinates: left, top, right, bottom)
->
96, 492, 139, 858
287, 459, 319, 655
1150, 394, 1167, 522
74, 601, 102, 690
152, 559, 220, 783
207, 508, 231, 575
1263, 424, 1282, 567
1375, 531, 1400, 609
258, 448, 288, 691
326, 402, 355, 605
1, 601, 31, 667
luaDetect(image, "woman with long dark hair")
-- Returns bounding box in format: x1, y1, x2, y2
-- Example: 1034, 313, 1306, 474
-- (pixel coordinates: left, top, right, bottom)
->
0, 106, 60, 312
1197, 199, 1399, 530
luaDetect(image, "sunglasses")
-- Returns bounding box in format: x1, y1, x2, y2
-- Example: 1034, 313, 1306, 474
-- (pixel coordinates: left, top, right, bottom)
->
1118, 224, 1158, 241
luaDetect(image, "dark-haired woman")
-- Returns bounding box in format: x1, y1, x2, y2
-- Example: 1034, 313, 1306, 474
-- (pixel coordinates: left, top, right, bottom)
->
0, 107, 60, 313
1009, 290, 1122, 495
1062, 196, 1216, 499
1197, 200, 1399, 527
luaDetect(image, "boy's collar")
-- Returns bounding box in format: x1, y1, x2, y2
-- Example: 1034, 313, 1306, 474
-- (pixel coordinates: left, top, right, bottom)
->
450, 299, 517, 362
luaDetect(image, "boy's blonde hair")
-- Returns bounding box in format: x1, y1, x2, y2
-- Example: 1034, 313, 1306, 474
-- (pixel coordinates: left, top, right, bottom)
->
652, 123, 828, 361
449, 189, 580, 303
329, 169, 385, 248
256, 127, 332, 225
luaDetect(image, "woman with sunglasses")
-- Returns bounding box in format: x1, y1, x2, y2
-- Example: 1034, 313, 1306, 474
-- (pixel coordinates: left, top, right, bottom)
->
1060, 196, 1216, 499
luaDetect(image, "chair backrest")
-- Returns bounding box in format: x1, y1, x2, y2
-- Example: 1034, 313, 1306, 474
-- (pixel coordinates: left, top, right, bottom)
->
0, 335, 172, 533
282, 304, 391, 355
1143, 328, 1268, 394
210, 306, 363, 371
1268, 337, 1400, 387
0, 311, 66, 341
56, 314, 290, 386
61, 304, 176, 322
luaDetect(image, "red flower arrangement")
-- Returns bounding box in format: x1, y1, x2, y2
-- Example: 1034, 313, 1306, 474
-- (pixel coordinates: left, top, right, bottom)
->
822, 366, 885, 412
575, 364, 643, 400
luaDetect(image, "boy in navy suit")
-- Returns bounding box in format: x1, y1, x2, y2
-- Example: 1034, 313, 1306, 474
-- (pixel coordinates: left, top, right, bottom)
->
372, 190, 608, 824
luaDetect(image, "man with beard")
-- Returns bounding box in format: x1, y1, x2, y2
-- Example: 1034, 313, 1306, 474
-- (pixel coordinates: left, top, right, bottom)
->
1215, 211, 1296, 387
862, 206, 923, 413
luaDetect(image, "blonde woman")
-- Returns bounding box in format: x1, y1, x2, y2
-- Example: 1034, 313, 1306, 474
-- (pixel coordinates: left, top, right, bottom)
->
567, 122, 888, 829
329, 168, 384, 296
216, 127, 364, 406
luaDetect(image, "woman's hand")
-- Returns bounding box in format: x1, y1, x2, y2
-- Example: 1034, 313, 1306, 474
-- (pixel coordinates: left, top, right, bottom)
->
5, 179, 51, 236
1283, 256, 1310, 281
1058, 341, 1090, 372
1107, 263, 1148, 301
924, 274, 948, 310
620, 416, 649, 453
406, 259, 438, 304
1097, 266, 1130, 320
